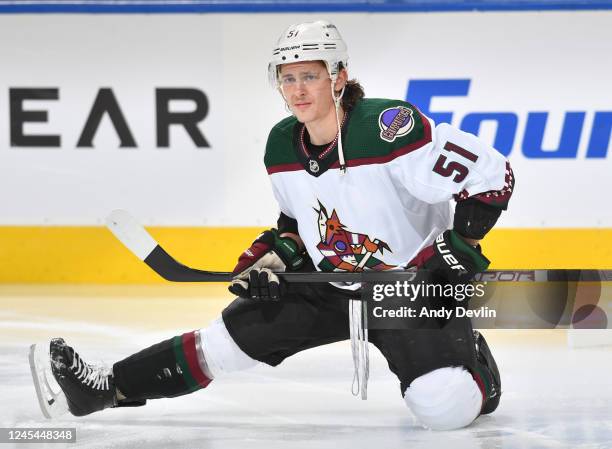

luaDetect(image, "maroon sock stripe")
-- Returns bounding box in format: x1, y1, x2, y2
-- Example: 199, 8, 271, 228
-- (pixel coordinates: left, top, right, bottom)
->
471, 371, 487, 411
181, 332, 212, 388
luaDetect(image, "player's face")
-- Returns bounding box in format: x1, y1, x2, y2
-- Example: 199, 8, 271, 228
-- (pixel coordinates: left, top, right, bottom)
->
278, 61, 340, 125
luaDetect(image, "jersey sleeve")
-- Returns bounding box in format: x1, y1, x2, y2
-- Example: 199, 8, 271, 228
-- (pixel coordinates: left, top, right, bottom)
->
264, 117, 299, 220
270, 179, 295, 219
393, 120, 512, 208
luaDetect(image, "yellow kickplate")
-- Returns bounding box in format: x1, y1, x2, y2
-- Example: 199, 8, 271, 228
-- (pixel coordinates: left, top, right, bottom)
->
0, 227, 610, 283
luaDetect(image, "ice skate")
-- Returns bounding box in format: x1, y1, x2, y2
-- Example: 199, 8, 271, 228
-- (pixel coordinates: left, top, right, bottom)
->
29, 342, 69, 419
30, 338, 117, 418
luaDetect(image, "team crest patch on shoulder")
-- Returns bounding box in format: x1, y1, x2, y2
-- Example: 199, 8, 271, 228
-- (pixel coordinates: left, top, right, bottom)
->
378, 106, 415, 142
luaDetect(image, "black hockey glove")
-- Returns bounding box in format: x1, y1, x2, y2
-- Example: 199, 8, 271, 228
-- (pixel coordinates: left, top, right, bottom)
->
408, 230, 490, 285
228, 229, 306, 301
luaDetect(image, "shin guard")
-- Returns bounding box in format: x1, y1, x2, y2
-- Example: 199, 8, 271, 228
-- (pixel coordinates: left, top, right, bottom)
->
113, 331, 212, 403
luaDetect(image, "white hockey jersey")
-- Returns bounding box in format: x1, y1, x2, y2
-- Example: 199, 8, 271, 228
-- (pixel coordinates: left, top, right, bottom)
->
264, 98, 511, 274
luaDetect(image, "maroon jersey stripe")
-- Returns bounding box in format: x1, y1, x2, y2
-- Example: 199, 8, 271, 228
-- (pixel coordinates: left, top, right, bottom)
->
266, 162, 304, 174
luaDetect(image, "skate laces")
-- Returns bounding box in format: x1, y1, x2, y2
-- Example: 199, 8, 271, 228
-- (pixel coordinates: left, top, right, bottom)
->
70, 352, 111, 391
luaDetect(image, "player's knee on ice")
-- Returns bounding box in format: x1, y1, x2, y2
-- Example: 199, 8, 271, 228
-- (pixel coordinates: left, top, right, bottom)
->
403, 366, 483, 431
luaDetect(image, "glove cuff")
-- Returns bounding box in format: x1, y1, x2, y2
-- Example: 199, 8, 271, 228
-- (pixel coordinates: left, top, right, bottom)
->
257, 229, 306, 271
447, 230, 490, 272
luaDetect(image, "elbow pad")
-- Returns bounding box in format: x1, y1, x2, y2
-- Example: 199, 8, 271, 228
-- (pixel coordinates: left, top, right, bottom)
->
454, 161, 514, 239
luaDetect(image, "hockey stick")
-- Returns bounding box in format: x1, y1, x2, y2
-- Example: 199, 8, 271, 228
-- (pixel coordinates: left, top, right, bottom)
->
106, 210, 612, 284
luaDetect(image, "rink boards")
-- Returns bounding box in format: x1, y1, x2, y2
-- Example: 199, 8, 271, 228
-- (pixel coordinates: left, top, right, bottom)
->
1, 10, 612, 282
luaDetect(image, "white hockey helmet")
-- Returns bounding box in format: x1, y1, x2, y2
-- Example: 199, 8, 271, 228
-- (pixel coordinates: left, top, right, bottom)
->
268, 20, 349, 87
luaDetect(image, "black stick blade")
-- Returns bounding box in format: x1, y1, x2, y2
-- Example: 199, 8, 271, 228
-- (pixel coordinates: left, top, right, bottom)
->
144, 245, 232, 282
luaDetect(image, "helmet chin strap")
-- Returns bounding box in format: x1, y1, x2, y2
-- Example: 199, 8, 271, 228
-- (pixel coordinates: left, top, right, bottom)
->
331, 76, 368, 400
278, 87, 292, 113
331, 79, 347, 174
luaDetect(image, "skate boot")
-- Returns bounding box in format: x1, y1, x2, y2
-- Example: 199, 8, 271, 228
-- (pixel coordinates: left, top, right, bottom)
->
49, 338, 118, 416
473, 330, 501, 414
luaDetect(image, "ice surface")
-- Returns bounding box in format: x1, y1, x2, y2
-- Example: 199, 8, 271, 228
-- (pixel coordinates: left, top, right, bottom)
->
1, 285, 611, 449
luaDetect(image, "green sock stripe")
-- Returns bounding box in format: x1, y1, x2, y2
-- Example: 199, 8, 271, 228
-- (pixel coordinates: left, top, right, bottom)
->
475, 365, 492, 395
172, 336, 199, 392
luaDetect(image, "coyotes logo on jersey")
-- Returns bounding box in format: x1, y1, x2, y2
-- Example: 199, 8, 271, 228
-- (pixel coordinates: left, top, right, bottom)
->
314, 201, 395, 272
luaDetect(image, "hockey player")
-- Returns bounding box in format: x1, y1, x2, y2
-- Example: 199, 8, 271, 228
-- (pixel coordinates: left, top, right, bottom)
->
31, 20, 512, 431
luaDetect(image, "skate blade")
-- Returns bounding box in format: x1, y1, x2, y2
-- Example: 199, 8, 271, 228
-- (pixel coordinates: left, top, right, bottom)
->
28, 343, 69, 419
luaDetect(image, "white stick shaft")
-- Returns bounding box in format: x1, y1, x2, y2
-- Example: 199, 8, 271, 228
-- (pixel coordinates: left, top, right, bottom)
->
106, 209, 157, 261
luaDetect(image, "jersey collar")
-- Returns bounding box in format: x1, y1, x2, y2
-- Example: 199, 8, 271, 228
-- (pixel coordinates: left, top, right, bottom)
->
292, 111, 350, 177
